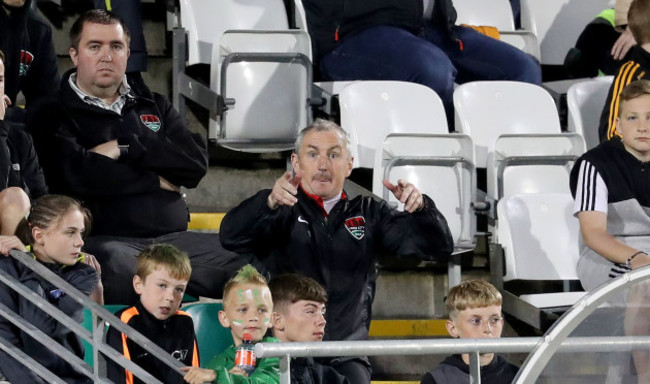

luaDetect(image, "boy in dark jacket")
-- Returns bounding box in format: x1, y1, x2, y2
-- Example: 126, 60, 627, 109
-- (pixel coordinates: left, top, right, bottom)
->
270, 273, 349, 384
0, 48, 47, 236
106, 244, 199, 384
420, 280, 519, 384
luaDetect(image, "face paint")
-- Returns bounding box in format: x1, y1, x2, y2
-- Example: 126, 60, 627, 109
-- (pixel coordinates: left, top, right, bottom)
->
231, 319, 244, 328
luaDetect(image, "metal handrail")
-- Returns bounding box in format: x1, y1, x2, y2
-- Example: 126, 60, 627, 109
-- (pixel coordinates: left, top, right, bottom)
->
256, 336, 650, 384
0, 250, 185, 383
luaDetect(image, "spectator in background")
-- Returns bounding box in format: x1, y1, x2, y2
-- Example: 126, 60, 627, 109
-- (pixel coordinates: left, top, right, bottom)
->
302, 0, 541, 128
220, 119, 453, 384
28, 10, 250, 305
0, 48, 47, 236
565, 0, 635, 78
572, 79, 650, 383
420, 280, 518, 384
269, 273, 350, 384
0, 194, 103, 383
106, 244, 199, 384
0, 0, 59, 122
599, 0, 650, 141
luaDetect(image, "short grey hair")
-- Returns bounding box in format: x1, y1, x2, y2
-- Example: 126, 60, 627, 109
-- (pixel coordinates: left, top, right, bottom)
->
294, 118, 352, 158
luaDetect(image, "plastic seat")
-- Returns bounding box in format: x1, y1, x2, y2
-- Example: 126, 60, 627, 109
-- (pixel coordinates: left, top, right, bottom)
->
182, 302, 233, 366
520, 0, 611, 66
339, 81, 449, 169
452, 0, 540, 60
567, 76, 614, 150
492, 193, 586, 330
454, 80, 585, 236
373, 133, 476, 288
82, 304, 127, 367
454, 80, 562, 168
174, 0, 314, 152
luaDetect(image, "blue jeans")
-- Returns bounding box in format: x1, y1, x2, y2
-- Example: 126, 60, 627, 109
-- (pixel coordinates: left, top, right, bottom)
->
320, 25, 542, 128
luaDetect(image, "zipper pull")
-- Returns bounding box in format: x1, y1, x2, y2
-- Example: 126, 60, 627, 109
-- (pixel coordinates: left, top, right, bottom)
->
335, 26, 340, 41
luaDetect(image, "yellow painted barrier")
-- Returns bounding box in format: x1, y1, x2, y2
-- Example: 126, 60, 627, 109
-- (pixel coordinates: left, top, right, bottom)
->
369, 319, 448, 338
188, 212, 225, 231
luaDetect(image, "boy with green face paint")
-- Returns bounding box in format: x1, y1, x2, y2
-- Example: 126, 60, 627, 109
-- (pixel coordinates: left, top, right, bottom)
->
182, 265, 279, 384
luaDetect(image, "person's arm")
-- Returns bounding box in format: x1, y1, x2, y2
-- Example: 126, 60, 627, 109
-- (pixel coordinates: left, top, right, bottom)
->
11, 127, 48, 198
119, 94, 208, 188
578, 211, 650, 268
27, 102, 160, 197
376, 179, 454, 262
220, 175, 298, 254
611, 27, 636, 60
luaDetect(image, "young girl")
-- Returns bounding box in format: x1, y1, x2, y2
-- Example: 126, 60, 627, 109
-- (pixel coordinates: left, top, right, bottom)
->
0, 194, 103, 383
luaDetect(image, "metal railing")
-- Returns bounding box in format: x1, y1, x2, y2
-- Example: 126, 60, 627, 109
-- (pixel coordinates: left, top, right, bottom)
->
255, 336, 650, 384
0, 250, 185, 383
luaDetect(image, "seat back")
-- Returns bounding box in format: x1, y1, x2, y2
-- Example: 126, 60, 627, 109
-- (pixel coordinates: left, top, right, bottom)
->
180, 0, 290, 66
497, 193, 580, 282
82, 304, 127, 367
520, 0, 610, 65
339, 81, 448, 168
454, 81, 561, 168
490, 133, 585, 200
567, 76, 614, 150
182, 302, 233, 366
373, 133, 476, 250
453, 0, 516, 31
200, 0, 312, 152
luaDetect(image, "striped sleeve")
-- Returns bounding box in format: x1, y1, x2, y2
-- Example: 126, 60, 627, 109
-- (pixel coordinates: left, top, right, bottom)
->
573, 160, 608, 215
606, 62, 642, 140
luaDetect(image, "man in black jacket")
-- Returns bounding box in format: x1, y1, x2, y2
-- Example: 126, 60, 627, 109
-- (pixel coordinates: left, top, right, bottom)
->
220, 119, 454, 383
0, 0, 59, 122
303, 0, 541, 128
0, 48, 47, 236
28, 10, 250, 304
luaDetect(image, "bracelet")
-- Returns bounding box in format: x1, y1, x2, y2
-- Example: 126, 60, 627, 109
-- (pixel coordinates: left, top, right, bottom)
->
626, 251, 647, 268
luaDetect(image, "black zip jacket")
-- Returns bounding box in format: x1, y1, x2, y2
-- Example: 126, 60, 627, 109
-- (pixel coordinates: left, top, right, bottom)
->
421, 354, 519, 384
0, 119, 48, 197
303, 0, 458, 62
0, 256, 98, 384
220, 188, 453, 342
291, 357, 350, 384
0, 0, 60, 107
28, 69, 209, 237
106, 300, 199, 384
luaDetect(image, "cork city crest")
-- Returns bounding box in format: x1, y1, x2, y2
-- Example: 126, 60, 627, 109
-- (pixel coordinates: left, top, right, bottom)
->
19, 50, 34, 76
345, 216, 365, 240
140, 115, 161, 132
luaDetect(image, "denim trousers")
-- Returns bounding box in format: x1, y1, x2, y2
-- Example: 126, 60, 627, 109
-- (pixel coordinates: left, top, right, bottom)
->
320, 24, 542, 128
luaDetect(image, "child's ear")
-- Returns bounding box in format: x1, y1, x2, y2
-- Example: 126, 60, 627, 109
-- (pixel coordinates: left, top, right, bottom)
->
218, 310, 230, 328
271, 312, 283, 331
31, 226, 44, 245
446, 320, 459, 338
133, 275, 143, 295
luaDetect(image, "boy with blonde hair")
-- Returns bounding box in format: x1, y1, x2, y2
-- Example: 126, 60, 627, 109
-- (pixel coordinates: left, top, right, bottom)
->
106, 243, 199, 384
182, 265, 279, 384
420, 280, 519, 384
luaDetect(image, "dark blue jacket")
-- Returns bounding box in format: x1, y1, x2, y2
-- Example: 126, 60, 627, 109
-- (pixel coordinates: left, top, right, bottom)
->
0, 255, 98, 383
